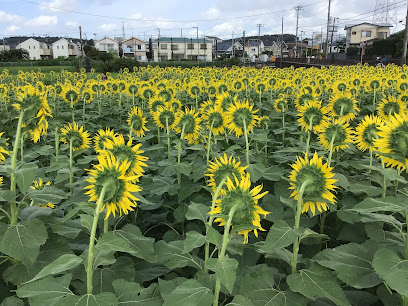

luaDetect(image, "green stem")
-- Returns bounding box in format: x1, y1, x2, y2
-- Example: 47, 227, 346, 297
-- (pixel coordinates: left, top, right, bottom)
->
327, 132, 337, 168
55, 127, 59, 162
282, 108, 285, 144
103, 217, 109, 234
243, 119, 250, 165
291, 180, 311, 273
157, 127, 161, 144
305, 116, 314, 158
213, 204, 239, 306
20, 133, 24, 162
369, 150, 373, 173
10, 110, 25, 226
70, 95, 74, 123
86, 184, 108, 295
82, 97, 86, 122
69, 139, 73, 198
206, 120, 215, 164
177, 124, 186, 184
166, 117, 171, 159
381, 159, 387, 197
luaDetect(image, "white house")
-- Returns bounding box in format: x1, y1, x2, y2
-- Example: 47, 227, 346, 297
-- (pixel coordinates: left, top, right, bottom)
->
16, 38, 52, 60
121, 37, 147, 61
344, 22, 392, 50
95, 37, 120, 56
52, 38, 81, 59
243, 40, 265, 59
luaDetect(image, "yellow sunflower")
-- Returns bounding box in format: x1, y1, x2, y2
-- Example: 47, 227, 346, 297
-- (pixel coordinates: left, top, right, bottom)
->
0, 132, 9, 164
328, 92, 359, 122
174, 107, 202, 144
354, 115, 384, 152
127, 107, 149, 138
318, 119, 353, 152
289, 152, 337, 215
152, 106, 180, 131
209, 172, 269, 244
93, 128, 118, 153
377, 96, 406, 121
297, 100, 328, 133
226, 100, 259, 137
60, 122, 91, 151
201, 104, 227, 136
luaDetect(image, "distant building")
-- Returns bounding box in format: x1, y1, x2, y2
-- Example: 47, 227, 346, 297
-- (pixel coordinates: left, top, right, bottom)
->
215, 40, 243, 57
0, 45, 10, 51
121, 37, 147, 61
95, 37, 120, 56
150, 37, 213, 61
286, 42, 311, 57
264, 41, 288, 58
16, 38, 52, 60
52, 38, 81, 59
344, 22, 392, 50
243, 40, 264, 59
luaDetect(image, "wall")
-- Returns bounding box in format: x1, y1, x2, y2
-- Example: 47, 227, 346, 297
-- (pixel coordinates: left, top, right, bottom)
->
52, 39, 69, 58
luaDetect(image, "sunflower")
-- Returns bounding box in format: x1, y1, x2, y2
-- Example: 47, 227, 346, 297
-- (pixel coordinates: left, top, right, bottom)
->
167, 99, 182, 112
81, 89, 93, 103
60, 122, 91, 151
174, 108, 202, 144
104, 134, 148, 178
0, 132, 9, 164
30, 179, 55, 208
297, 100, 328, 133
295, 91, 318, 108
318, 119, 353, 152
274, 97, 288, 113
328, 92, 359, 122
209, 173, 269, 244
153, 105, 180, 131
93, 128, 118, 153
354, 115, 384, 152
289, 152, 337, 215
127, 107, 149, 138
199, 100, 214, 114
148, 97, 166, 113
206, 153, 248, 193
61, 85, 80, 104
226, 99, 259, 137
377, 96, 406, 121
84, 153, 142, 219
201, 105, 227, 136
215, 92, 234, 112
374, 112, 408, 171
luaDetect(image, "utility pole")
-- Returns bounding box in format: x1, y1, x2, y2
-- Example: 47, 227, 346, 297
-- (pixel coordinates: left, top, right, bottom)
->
122, 22, 125, 40
79, 26, 84, 67
329, 17, 339, 54
403, 0, 408, 65
300, 31, 304, 58
232, 32, 234, 57
193, 27, 199, 65
181, 29, 183, 37
242, 30, 246, 65
157, 28, 160, 62
294, 6, 303, 58
280, 17, 284, 68
325, 0, 331, 63
257, 24, 264, 58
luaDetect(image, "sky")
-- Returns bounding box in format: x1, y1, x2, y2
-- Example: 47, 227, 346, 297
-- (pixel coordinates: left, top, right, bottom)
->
0, 0, 407, 41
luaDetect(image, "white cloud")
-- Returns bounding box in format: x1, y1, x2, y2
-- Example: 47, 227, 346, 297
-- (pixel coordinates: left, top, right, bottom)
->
4, 25, 20, 34
98, 23, 120, 31
0, 11, 24, 24
202, 7, 220, 20
65, 21, 79, 27
40, 0, 78, 12
25, 16, 58, 27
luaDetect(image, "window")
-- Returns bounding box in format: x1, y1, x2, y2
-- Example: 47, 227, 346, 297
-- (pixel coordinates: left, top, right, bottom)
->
200, 44, 207, 50
377, 32, 387, 39
171, 44, 178, 50
251, 48, 256, 52
62, 46, 64, 49
187, 44, 194, 50
57, 46, 59, 49
137, 44, 142, 50
351, 31, 356, 35
29, 46, 30, 49
161, 44, 167, 49
152, 43, 158, 49
33, 46, 35, 49
361, 31, 371, 37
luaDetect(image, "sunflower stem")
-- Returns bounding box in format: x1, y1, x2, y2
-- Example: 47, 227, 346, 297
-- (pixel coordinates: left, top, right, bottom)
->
282, 107, 285, 144
291, 180, 311, 274
327, 132, 337, 168
206, 120, 215, 164
369, 150, 373, 173
243, 119, 250, 165
103, 217, 109, 234
86, 184, 108, 295
177, 124, 186, 184
381, 159, 387, 197
20, 133, 24, 162
70, 95, 74, 124
213, 204, 239, 306
82, 97, 86, 123
166, 117, 171, 159
10, 110, 25, 226
204, 177, 227, 273
157, 127, 160, 144
305, 116, 314, 158
69, 138, 74, 198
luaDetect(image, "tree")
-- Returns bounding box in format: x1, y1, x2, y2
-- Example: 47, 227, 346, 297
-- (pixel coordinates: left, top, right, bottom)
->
0, 49, 29, 61
346, 46, 359, 57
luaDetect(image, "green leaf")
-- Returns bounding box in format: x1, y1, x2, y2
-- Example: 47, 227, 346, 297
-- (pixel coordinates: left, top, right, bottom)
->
207, 256, 238, 294
347, 181, 382, 196
27, 186, 67, 205
226, 295, 255, 306
15, 162, 38, 194
79, 214, 93, 232
186, 202, 210, 224
206, 226, 222, 248
113, 279, 163, 306
0, 218, 48, 266
313, 241, 382, 289
25, 254, 82, 284
0, 190, 15, 202
351, 196, 407, 214
372, 248, 408, 297
299, 228, 329, 245
263, 165, 285, 181
163, 279, 213, 306
183, 231, 206, 253
58, 293, 118, 306
16, 274, 73, 306
150, 176, 176, 196
154, 240, 199, 269
1, 296, 25, 306
51, 220, 82, 239
175, 162, 192, 176
259, 220, 303, 254
159, 277, 188, 299
246, 163, 265, 182
286, 264, 351, 306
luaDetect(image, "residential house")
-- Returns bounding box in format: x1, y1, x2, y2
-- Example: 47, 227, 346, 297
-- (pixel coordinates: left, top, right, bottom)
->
52, 38, 81, 59
95, 37, 120, 56
0, 45, 10, 51
204, 36, 222, 57
286, 42, 311, 57
243, 40, 264, 60
150, 37, 213, 61
215, 40, 243, 57
265, 41, 288, 58
16, 38, 52, 60
121, 37, 147, 61
344, 22, 392, 50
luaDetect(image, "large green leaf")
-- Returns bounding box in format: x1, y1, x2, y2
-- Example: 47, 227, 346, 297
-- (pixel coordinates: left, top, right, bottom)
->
27, 186, 67, 205
163, 279, 213, 306
186, 202, 210, 224
351, 196, 407, 214
16, 274, 73, 306
154, 240, 200, 270
259, 220, 303, 254
25, 254, 82, 284
15, 162, 38, 194
287, 264, 351, 306
372, 248, 408, 297
207, 256, 239, 294
313, 241, 382, 289
226, 295, 255, 306
183, 231, 206, 253
113, 279, 163, 306
0, 218, 48, 266
57, 293, 118, 306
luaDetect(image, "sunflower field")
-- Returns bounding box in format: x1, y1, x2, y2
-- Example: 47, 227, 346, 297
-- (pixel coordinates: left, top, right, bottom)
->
0, 65, 407, 306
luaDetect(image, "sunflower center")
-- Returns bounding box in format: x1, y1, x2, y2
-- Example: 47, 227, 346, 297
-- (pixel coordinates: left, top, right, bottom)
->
179, 115, 196, 134
389, 122, 408, 156
325, 124, 347, 146
94, 169, 126, 204
208, 112, 224, 128
333, 97, 354, 116
66, 130, 83, 149
159, 110, 175, 126
213, 165, 241, 186
232, 108, 253, 128
296, 165, 326, 200
130, 116, 143, 131
109, 146, 137, 175
304, 107, 323, 126
219, 189, 256, 226
383, 102, 400, 116
362, 123, 379, 146
151, 100, 165, 112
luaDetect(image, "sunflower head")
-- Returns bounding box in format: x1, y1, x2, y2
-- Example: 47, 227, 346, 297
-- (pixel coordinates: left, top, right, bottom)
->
30, 179, 54, 208
127, 107, 149, 138
206, 153, 248, 193
354, 115, 384, 152
226, 99, 259, 137
328, 93, 359, 122
289, 152, 337, 215
209, 173, 269, 244
297, 100, 328, 133
202, 105, 226, 136
174, 108, 201, 144
0, 132, 9, 164
85, 153, 142, 219
377, 96, 406, 121
274, 97, 288, 113
318, 119, 353, 152
149, 97, 166, 113
60, 122, 91, 151
153, 105, 180, 130
93, 128, 118, 153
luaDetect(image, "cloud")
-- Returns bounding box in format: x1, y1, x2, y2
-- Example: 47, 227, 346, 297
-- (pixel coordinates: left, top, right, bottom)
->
65, 21, 79, 27
4, 25, 20, 34
40, 0, 78, 11
0, 11, 24, 24
25, 16, 58, 27
201, 7, 220, 19
98, 23, 121, 31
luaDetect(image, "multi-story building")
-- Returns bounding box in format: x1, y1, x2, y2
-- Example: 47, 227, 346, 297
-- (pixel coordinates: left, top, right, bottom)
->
344, 22, 392, 50
121, 37, 147, 61
52, 38, 81, 59
16, 38, 52, 60
95, 37, 120, 56
151, 37, 213, 61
